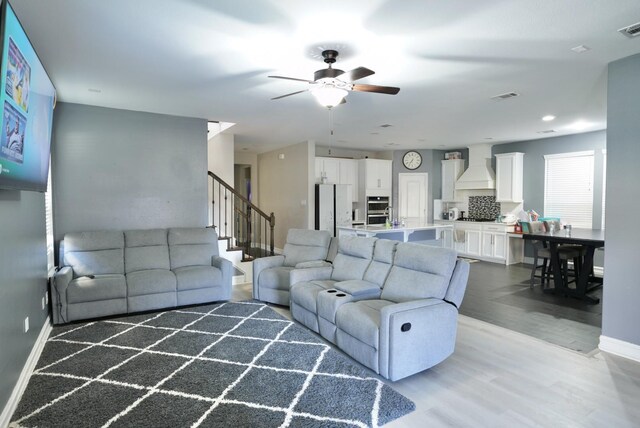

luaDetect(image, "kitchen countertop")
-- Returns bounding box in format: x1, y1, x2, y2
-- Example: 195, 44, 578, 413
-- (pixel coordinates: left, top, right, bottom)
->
338, 223, 452, 242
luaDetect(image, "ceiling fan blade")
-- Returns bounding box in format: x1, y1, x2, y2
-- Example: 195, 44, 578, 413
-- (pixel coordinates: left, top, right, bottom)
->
352, 83, 400, 95
268, 75, 314, 83
271, 89, 308, 100
340, 67, 375, 82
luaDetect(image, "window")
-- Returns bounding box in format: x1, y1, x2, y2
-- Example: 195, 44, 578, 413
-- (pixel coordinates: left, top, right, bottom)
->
544, 151, 594, 229
45, 160, 55, 275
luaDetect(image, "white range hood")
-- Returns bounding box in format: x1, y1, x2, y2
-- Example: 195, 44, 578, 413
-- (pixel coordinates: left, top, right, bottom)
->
455, 144, 496, 190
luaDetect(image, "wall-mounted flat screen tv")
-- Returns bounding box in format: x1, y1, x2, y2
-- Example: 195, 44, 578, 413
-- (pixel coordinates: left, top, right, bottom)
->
0, 0, 55, 193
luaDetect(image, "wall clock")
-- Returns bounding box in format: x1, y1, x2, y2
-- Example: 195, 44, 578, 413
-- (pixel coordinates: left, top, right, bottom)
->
402, 151, 422, 170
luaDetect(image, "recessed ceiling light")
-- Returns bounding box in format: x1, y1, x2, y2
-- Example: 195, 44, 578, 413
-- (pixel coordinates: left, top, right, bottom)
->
88, 88, 101, 93
571, 45, 591, 53
542, 115, 556, 122
568, 120, 592, 131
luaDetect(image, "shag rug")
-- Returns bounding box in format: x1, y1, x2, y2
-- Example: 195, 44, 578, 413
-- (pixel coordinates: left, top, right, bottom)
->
10, 301, 415, 427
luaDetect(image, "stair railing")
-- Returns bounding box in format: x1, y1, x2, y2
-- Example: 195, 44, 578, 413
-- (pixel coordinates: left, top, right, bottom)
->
208, 171, 275, 260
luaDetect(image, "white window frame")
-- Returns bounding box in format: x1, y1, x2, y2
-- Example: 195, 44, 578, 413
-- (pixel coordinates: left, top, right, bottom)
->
543, 150, 595, 229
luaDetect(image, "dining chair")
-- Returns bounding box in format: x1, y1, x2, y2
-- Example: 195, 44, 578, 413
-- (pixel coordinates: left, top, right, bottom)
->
529, 221, 582, 289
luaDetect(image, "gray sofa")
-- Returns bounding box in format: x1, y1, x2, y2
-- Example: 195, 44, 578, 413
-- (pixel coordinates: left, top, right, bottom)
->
289, 236, 469, 381
51, 228, 232, 324
252, 229, 333, 306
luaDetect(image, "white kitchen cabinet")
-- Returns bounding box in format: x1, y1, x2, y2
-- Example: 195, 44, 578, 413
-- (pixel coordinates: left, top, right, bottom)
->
434, 221, 454, 249
339, 159, 359, 202
316, 157, 359, 202
465, 229, 482, 256
481, 230, 507, 259
495, 152, 524, 203
441, 159, 465, 202
359, 159, 392, 196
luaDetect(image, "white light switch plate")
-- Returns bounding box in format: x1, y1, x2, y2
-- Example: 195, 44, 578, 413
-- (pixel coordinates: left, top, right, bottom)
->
24, 317, 29, 333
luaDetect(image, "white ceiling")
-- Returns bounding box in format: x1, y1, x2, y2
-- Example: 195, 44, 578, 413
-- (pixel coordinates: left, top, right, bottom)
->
13, 0, 640, 153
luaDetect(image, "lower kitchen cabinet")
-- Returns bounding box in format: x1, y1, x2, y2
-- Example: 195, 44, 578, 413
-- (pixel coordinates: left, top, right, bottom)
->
436, 220, 523, 265
481, 231, 507, 260
465, 230, 482, 257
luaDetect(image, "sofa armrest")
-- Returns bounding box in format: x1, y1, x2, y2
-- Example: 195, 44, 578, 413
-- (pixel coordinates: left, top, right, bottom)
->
378, 298, 458, 381
290, 266, 333, 285
51, 267, 73, 324
212, 256, 233, 300
252, 255, 285, 299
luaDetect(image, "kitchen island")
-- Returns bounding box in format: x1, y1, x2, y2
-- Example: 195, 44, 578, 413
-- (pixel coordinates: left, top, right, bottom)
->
337, 223, 453, 243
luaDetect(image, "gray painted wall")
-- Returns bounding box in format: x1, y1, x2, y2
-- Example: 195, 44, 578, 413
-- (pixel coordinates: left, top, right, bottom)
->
52, 103, 208, 243
602, 53, 640, 346
0, 190, 48, 411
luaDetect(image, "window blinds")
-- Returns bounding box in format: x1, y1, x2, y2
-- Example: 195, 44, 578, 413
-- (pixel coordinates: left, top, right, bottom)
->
544, 151, 594, 229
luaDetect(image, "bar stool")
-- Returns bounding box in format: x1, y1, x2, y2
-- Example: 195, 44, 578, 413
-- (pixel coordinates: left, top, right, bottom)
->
529, 221, 582, 289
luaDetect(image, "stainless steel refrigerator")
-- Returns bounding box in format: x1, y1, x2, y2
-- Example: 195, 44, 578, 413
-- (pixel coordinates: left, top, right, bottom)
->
315, 184, 352, 236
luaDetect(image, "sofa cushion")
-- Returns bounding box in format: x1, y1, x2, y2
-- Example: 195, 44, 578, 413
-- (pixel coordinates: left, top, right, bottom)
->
66, 274, 127, 304
125, 229, 168, 247
336, 300, 394, 349
64, 231, 125, 277
125, 245, 171, 273
127, 269, 177, 296
168, 228, 219, 269
173, 265, 222, 291
381, 243, 457, 303
282, 229, 331, 267
363, 240, 397, 287
331, 236, 376, 281
258, 266, 293, 290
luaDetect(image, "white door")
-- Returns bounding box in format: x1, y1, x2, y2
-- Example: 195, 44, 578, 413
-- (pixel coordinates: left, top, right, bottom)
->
398, 173, 428, 223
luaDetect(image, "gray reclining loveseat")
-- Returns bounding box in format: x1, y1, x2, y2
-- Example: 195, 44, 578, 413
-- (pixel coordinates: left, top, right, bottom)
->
51, 228, 232, 324
252, 229, 333, 306
289, 236, 469, 381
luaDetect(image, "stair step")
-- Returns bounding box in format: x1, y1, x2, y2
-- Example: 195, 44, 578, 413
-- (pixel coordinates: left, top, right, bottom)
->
218, 236, 232, 241
227, 246, 245, 252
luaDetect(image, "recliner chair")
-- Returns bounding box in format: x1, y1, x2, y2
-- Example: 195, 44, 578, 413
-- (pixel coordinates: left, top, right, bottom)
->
252, 229, 332, 306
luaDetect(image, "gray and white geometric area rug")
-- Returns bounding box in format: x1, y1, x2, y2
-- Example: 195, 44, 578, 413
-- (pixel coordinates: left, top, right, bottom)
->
10, 301, 415, 427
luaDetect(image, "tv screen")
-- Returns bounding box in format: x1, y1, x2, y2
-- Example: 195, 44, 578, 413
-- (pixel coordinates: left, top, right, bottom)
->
0, 0, 55, 192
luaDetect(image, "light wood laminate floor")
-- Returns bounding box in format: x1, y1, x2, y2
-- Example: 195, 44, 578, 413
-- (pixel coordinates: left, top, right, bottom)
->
233, 283, 640, 428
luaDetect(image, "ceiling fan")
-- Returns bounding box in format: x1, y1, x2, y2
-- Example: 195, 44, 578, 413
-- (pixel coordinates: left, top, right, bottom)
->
269, 50, 400, 108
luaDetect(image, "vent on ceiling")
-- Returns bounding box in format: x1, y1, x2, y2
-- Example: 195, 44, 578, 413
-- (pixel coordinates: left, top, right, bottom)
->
379, 124, 393, 128
537, 129, 557, 134
491, 92, 520, 101
619, 21, 640, 38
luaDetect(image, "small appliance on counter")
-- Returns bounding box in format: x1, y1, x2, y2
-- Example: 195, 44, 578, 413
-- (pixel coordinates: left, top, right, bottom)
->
448, 208, 460, 221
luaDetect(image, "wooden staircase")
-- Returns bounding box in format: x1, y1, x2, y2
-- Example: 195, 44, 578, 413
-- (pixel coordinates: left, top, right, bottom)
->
208, 171, 275, 262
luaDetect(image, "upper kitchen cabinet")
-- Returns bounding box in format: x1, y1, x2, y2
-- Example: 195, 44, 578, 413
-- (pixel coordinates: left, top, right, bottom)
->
359, 159, 392, 197
495, 152, 524, 203
441, 159, 464, 202
316, 157, 359, 202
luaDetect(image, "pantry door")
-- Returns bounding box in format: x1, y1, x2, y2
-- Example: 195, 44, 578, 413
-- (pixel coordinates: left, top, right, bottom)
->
398, 173, 428, 224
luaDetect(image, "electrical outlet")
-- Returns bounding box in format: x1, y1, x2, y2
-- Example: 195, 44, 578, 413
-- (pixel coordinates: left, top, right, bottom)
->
24, 317, 29, 333
41, 297, 45, 310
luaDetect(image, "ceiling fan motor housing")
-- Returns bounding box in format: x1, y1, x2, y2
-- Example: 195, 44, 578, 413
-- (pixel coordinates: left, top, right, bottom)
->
314, 67, 344, 81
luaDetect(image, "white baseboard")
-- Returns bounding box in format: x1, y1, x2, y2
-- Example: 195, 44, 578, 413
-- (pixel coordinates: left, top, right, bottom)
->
599, 335, 640, 363
0, 316, 52, 428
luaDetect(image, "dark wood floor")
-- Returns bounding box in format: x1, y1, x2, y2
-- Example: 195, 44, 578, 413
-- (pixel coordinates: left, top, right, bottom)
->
459, 261, 602, 354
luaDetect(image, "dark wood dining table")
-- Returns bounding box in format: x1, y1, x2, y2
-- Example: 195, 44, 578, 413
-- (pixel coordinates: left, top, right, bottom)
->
522, 228, 605, 304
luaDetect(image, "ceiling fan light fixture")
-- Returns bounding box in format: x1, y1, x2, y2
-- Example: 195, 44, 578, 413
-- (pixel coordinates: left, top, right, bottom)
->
312, 86, 348, 108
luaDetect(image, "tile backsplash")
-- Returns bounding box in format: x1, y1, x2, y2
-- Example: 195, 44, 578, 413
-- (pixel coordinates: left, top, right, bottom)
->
468, 196, 501, 219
